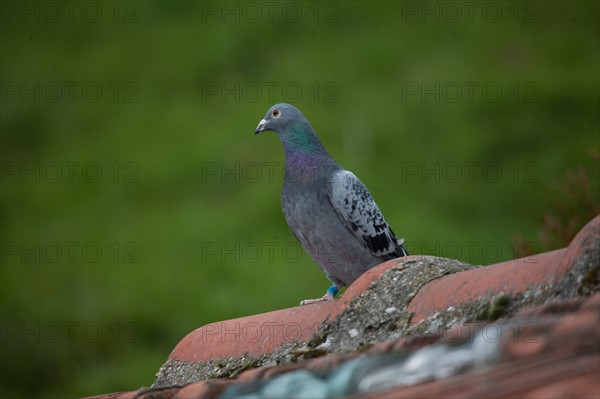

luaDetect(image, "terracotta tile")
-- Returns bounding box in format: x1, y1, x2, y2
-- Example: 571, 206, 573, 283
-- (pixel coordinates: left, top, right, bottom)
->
517, 374, 600, 399
329, 257, 408, 320
236, 351, 360, 384
236, 365, 269, 383
581, 292, 600, 311
174, 380, 232, 399
492, 354, 600, 399
501, 327, 547, 359
391, 331, 441, 352
406, 217, 598, 324
137, 387, 180, 399
407, 249, 568, 323
261, 363, 305, 380
558, 215, 599, 272
365, 339, 395, 355
551, 311, 600, 352
501, 299, 600, 361
169, 257, 412, 364
500, 316, 556, 356
169, 302, 334, 362
305, 352, 359, 374
436, 322, 481, 345
515, 299, 581, 318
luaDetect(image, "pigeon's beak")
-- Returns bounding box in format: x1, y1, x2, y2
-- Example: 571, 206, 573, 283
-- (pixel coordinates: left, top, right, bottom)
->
255, 119, 268, 135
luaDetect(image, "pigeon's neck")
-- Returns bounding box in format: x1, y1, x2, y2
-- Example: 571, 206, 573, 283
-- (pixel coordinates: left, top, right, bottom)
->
281, 123, 340, 183
281, 122, 330, 159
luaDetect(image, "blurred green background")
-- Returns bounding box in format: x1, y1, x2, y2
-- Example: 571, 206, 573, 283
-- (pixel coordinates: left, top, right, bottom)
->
1, 1, 598, 397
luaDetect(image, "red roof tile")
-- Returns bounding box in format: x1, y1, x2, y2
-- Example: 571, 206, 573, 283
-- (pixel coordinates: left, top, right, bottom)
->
407, 248, 567, 323
172, 380, 231, 399
170, 301, 334, 363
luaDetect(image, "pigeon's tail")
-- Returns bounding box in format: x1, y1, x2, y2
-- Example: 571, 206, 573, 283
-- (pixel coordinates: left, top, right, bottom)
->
382, 242, 408, 260
396, 243, 409, 257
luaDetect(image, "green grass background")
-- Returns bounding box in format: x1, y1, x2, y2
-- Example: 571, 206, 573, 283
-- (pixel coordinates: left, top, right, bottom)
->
1, 1, 598, 397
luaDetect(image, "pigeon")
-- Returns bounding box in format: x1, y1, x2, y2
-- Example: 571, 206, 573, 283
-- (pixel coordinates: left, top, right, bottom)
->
255, 104, 408, 305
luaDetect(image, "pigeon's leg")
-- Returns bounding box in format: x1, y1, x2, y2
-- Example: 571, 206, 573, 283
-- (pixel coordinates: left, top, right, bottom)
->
300, 285, 339, 306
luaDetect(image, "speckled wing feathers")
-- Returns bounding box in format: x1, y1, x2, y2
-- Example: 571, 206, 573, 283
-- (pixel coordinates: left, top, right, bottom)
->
329, 170, 405, 259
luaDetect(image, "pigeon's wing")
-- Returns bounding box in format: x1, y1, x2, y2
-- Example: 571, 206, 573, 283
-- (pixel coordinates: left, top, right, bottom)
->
329, 170, 406, 259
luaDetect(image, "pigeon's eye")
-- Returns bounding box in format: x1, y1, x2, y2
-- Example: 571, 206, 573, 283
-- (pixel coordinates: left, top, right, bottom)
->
272, 109, 281, 118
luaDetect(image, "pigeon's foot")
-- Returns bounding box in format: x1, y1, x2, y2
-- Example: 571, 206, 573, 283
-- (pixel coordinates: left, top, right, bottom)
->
299, 285, 339, 306
300, 292, 334, 306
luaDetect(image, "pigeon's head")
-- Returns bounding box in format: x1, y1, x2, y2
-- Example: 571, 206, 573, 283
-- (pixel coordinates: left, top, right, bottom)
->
255, 103, 305, 135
